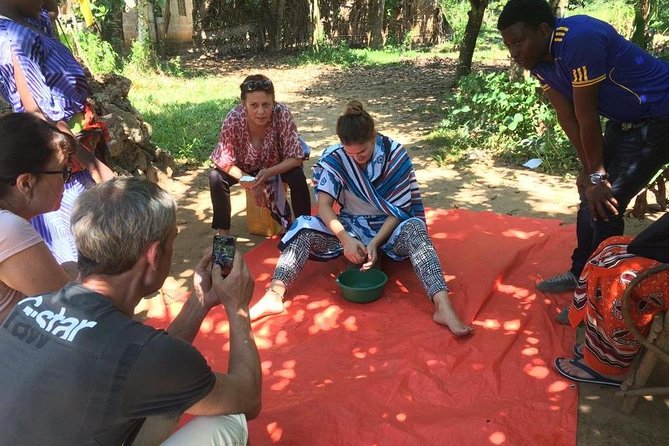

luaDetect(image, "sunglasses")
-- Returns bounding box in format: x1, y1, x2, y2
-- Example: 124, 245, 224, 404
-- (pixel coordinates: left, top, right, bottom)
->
34, 164, 73, 183
242, 79, 273, 92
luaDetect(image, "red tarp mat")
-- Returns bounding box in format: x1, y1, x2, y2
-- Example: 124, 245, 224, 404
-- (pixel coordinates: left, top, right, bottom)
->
150, 209, 579, 445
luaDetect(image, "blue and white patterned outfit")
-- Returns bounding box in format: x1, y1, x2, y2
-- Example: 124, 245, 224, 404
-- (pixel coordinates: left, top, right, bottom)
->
0, 11, 93, 263
276, 134, 447, 299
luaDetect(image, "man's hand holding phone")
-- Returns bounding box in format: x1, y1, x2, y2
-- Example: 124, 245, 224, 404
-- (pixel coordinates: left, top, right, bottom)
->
212, 251, 254, 312
193, 248, 216, 309
211, 235, 254, 312
212, 235, 236, 277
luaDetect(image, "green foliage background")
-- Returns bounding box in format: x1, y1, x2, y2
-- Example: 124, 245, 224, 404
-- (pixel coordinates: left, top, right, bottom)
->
68, 0, 669, 171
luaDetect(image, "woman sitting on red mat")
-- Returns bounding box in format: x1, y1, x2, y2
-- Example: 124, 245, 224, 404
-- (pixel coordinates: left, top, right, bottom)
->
209, 74, 311, 235
249, 100, 472, 337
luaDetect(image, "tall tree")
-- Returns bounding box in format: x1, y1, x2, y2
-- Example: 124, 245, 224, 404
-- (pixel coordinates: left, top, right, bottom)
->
131, 0, 158, 68
162, 0, 172, 38
453, 0, 488, 82
368, 0, 385, 48
631, 0, 654, 49
311, 0, 324, 48
268, 0, 286, 51
136, 0, 153, 43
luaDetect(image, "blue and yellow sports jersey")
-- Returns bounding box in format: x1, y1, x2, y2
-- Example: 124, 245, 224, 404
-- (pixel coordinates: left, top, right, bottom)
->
531, 15, 669, 122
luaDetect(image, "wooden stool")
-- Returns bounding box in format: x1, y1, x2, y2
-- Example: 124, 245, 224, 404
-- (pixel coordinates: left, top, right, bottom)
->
245, 189, 283, 236
616, 264, 669, 413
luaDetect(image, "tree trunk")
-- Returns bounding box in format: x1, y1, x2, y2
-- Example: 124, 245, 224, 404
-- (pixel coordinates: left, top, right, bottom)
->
454, 0, 487, 82
163, 0, 172, 38
549, 0, 568, 17
136, 0, 153, 43
631, 0, 653, 50
429, 0, 445, 44
311, 0, 324, 48
368, 0, 385, 49
268, 0, 286, 51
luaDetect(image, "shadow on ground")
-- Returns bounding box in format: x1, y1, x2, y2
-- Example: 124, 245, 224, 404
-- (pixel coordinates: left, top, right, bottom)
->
143, 55, 669, 446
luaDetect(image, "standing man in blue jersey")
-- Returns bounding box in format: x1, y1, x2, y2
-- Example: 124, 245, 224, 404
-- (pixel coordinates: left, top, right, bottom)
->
497, 0, 669, 296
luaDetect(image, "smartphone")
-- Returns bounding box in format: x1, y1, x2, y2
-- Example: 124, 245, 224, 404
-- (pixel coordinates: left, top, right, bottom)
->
212, 235, 236, 276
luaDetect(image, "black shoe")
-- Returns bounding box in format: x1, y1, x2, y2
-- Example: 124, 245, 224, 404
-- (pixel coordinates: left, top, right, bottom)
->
537, 271, 577, 293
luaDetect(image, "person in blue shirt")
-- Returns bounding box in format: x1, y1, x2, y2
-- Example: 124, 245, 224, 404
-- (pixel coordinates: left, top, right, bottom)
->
497, 0, 669, 297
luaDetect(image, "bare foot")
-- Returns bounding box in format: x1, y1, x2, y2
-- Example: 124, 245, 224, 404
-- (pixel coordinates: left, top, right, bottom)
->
249, 289, 285, 321
432, 293, 473, 337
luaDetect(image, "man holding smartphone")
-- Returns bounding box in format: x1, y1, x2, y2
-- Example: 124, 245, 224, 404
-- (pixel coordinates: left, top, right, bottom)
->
0, 177, 261, 445
213, 234, 237, 277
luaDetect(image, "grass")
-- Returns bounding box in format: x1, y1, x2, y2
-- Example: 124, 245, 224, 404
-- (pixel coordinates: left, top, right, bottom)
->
291, 43, 458, 67
125, 43, 508, 166
128, 74, 238, 163
126, 44, 466, 163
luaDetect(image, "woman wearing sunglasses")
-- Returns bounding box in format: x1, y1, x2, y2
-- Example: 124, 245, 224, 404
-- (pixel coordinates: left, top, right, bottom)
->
250, 101, 472, 337
0, 0, 114, 264
0, 113, 75, 322
209, 74, 311, 235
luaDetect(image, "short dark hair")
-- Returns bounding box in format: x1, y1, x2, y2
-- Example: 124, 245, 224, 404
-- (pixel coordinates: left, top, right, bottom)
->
240, 74, 275, 102
336, 100, 375, 145
0, 113, 76, 197
497, 0, 556, 31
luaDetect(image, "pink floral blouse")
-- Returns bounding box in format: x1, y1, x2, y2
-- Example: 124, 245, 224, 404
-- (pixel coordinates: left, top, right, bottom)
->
210, 103, 304, 173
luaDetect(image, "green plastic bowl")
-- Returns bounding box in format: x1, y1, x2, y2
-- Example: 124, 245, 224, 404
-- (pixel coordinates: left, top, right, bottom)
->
336, 269, 388, 303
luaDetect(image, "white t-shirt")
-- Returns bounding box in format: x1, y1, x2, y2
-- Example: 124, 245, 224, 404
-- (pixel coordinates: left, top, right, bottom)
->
0, 210, 43, 315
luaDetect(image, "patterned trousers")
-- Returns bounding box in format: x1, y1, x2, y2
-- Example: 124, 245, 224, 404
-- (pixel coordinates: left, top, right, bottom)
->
274, 219, 447, 299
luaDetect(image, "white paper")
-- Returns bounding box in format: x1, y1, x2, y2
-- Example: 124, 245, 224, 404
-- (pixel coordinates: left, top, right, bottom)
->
523, 158, 543, 169
239, 175, 256, 182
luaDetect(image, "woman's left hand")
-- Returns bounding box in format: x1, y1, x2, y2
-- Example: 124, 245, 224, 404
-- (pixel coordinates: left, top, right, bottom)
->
361, 240, 378, 271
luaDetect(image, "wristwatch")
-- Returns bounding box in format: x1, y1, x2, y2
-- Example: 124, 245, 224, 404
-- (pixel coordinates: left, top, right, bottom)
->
589, 172, 608, 185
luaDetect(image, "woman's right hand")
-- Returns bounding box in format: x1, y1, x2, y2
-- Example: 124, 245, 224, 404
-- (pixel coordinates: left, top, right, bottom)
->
342, 235, 367, 264
361, 240, 378, 271
212, 251, 254, 310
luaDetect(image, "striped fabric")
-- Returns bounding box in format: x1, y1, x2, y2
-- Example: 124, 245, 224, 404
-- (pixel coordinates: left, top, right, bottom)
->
569, 236, 669, 375
315, 134, 425, 224
0, 10, 88, 122
29, 170, 95, 264
0, 10, 92, 263
279, 134, 426, 262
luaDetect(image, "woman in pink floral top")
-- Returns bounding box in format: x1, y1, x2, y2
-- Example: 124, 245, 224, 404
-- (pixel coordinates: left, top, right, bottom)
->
209, 74, 311, 234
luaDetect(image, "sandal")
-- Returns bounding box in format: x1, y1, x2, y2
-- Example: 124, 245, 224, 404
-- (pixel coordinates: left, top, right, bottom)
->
554, 357, 622, 387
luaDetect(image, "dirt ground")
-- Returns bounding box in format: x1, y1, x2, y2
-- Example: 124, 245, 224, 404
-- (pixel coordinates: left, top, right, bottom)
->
147, 56, 669, 445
